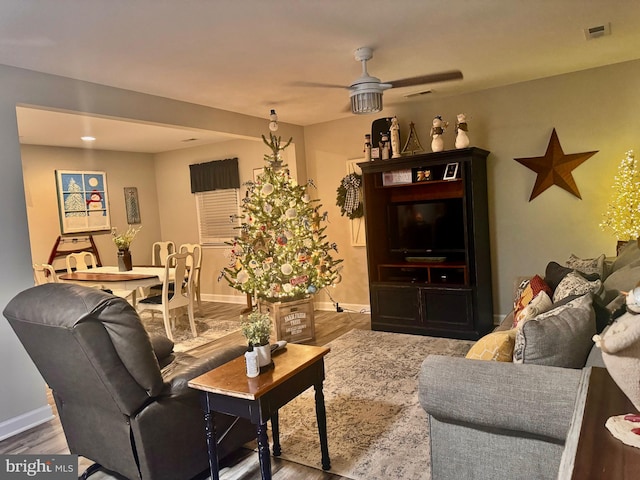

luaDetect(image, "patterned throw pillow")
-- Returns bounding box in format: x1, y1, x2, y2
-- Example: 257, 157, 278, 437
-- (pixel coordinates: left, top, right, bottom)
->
466, 329, 516, 362
566, 253, 605, 277
553, 271, 603, 303
514, 291, 553, 329
513, 275, 552, 326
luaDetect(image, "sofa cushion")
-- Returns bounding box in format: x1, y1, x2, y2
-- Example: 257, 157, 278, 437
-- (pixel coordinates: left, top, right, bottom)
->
566, 253, 606, 277
466, 329, 516, 362
545, 261, 600, 292
553, 271, 602, 303
513, 294, 596, 368
612, 240, 640, 271
603, 263, 640, 303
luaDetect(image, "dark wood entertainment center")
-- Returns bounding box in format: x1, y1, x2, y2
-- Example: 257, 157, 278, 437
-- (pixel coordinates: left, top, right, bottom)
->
359, 147, 493, 340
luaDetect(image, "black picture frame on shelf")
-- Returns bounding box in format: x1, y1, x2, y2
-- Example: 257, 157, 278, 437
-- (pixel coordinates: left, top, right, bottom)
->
443, 162, 459, 180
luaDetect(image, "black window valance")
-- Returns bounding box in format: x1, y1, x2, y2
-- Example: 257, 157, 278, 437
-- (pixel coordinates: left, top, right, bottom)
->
189, 157, 240, 193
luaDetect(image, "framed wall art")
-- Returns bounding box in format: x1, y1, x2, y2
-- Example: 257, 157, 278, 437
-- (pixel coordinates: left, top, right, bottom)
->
124, 187, 141, 224
55, 170, 111, 234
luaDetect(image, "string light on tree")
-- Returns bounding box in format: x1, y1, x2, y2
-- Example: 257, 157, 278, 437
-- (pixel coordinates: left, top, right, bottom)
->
221, 110, 343, 301
600, 150, 640, 241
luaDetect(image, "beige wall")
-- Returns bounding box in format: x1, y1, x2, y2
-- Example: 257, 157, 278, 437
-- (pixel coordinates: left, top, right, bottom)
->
21, 145, 161, 270
305, 59, 640, 317
153, 138, 298, 304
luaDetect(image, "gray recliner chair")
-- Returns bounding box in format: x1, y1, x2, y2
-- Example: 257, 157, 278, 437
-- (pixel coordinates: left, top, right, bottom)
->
3, 283, 255, 480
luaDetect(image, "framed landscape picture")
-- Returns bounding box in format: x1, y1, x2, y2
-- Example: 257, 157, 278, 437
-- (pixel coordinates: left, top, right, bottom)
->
55, 170, 111, 234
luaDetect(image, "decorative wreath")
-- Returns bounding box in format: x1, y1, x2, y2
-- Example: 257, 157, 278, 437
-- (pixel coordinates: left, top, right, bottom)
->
336, 173, 364, 219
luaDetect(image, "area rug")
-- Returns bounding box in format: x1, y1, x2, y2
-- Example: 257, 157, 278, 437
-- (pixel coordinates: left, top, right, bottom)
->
139, 312, 241, 352
271, 329, 474, 480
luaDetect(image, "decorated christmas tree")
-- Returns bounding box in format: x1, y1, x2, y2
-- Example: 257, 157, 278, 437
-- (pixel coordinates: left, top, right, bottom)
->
600, 150, 640, 240
222, 110, 342, 302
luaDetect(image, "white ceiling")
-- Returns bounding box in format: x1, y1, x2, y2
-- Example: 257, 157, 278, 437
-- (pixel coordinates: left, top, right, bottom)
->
3, 0, 640, 152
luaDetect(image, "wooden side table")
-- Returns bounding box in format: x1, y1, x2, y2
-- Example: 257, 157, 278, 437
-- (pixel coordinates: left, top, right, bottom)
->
188, 344, 331, 480
560, 367, 640, 479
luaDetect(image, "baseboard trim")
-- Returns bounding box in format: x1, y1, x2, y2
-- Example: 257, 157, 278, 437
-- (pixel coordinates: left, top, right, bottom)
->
0, 405, 53, 441
204, 294, 370, 314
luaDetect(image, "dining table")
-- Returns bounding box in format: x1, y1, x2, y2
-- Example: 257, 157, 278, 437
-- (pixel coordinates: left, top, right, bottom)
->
59, 266, 175, 305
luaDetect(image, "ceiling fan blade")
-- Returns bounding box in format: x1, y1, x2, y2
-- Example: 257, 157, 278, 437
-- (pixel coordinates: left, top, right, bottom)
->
387, 70, 463, 89
290, 80, 347, 89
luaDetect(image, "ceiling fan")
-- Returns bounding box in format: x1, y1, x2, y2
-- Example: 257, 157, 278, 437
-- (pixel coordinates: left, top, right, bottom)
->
302, 47, 463, 114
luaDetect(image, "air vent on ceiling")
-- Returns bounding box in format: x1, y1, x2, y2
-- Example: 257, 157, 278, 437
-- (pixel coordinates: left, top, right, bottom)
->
584, 23, 611, 40
404, 89, 432, 98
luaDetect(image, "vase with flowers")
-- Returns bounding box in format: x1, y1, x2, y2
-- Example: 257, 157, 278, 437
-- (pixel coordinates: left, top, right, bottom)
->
112, 225, 142, 271
241, 311, 273, 368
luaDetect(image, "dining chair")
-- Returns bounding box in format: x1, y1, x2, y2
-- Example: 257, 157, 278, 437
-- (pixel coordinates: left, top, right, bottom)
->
179, 243, 202, 313
65, 251, 97, 273
151, 241, 176, 266
32, 263, 59, 285
136, 252, 197, 341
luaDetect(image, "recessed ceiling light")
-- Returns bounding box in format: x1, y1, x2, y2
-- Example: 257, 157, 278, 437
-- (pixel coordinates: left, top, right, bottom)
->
81, 136, 96, 142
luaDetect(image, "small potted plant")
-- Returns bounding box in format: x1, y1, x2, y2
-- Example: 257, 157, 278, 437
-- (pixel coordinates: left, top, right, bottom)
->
111, 225, 142, 271
241, 311, 273, 367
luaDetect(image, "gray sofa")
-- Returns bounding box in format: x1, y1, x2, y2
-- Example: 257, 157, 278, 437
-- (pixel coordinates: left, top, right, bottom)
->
418, 240, 640, 480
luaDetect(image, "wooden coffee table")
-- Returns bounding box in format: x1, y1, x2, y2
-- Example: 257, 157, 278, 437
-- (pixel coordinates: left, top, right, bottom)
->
188, 343, 331, 480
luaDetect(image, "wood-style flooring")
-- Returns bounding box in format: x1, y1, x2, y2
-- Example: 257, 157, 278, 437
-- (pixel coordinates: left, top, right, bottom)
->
0, 301, 371, 480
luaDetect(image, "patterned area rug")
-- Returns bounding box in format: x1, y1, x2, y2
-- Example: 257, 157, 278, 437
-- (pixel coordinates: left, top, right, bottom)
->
139, 311, 241, 352
272, 329, 474, 480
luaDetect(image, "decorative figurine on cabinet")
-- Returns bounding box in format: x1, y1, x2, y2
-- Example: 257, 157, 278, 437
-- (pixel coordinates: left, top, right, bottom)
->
455, 113, 470, 149
364, 134, 372, 161
380, 133, 390, 160
430, 116, 448, 152
390, 116, 401, 158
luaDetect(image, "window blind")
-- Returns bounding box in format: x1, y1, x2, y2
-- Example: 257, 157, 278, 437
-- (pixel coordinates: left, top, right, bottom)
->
195, 189, 240, 245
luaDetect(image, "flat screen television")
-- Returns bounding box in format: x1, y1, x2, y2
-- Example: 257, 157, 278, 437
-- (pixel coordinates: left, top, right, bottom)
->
387, 199, 465, 254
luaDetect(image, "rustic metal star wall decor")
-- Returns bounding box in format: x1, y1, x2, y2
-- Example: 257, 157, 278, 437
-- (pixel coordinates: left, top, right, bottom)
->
515, 129, 598, 201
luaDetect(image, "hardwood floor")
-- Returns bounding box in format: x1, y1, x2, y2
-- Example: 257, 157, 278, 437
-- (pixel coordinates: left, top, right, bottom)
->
0, 302, 370, 480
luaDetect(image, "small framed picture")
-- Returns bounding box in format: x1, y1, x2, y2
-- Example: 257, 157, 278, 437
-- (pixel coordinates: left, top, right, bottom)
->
443, 163, 459, 180
253, 168, 264, 182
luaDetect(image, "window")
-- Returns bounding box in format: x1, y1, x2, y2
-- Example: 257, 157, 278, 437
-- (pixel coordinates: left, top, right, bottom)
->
195, 189, 240, 245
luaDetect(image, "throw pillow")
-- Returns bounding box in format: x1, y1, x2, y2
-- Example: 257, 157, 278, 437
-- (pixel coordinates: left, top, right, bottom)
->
603, 263, 640, 303
514, 291, 553, 329
513, 275, 552, 326
553, 271, 603, 303
513, 294, 596, 368
544, 261, 573, 292
566, 253, 606, 278
466, 329, 516, 362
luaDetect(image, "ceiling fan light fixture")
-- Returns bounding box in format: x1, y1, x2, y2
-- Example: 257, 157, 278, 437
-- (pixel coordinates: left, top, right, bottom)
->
350, 89, 383, 114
